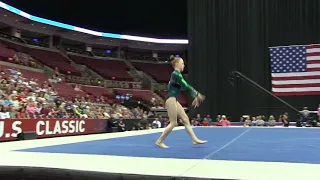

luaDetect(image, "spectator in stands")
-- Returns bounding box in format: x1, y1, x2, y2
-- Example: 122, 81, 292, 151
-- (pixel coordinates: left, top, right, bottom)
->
195, 114, 202, 123
279, 113, 289, 127
251, 116, 257, 126
150, 97, 156, 107
220, 115, 230, 127
0, 105, 10, 119
132, 108, 139, 119
216, 115, 222, 126
152, 118, 161, 128
29, 78, 37, 86
191, 119, 200, 126
177, 119, 184, 126
206, 115, 213, 124
243, 117, 251, 127
48, 75, 61, 83
300, 107, 311, 119
256, 115, 265, 126
49, 107, 58, 116
0, 77, 7, 88
157, 114, 163, 123
74, 84, 82, 91
40, 104, 50, 116
17, 107, 27, 119
118, 119, 126, 132
142, 111, 148, 119
97, 111, 105, 119
73, 105, 88, 118
26, 100, 36, 114
54, 67, 60, 76
9, 92, 19, 108
162, 118, 169, 127
35, 103, 42, 114
8, 104, 17, 118
201, 118, 209, 126
57, 107, 67, 118
268, 115, 276, 127
12, 53, 18, 64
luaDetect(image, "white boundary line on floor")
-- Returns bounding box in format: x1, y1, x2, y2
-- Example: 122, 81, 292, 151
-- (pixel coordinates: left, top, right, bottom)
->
0, 127, 320, 180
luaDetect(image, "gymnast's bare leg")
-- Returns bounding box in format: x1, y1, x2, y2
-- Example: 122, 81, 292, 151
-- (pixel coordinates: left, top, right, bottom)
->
155, 97, 178, 148
156, 97, 207, 148
176, 101, 207, 145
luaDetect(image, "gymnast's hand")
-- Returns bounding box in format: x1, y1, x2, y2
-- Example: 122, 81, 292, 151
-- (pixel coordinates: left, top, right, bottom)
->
192, 98, 200, 108
192, 94, 205, 108
197, 94, 206, 103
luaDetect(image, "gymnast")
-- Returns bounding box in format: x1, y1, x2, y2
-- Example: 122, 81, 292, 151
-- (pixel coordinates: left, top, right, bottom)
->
155, 55, 207, 148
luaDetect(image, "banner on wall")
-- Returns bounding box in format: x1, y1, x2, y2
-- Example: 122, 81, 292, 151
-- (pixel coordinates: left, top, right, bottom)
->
0, 119, 108, 142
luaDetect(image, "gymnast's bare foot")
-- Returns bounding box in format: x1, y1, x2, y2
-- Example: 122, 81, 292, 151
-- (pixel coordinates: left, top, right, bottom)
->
156, 141, 169, 148
192, 139, 208, 145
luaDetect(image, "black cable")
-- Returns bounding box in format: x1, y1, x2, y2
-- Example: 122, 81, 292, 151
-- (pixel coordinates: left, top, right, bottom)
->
229, 70, 304, 119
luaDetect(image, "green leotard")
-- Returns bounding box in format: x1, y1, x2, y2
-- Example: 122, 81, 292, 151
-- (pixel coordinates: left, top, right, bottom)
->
167, 70, 199, 100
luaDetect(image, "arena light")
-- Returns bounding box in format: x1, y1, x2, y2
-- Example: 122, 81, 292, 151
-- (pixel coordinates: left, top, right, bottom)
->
102, 33, 121, 39
30, 16, 75, 30
0, 2, 8, 10
120, 35, 188, 44
0, 1, 188, 44
73, 27, 103, 37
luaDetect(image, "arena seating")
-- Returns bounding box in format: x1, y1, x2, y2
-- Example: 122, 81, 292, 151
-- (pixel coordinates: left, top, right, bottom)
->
0, 63, 154, 105
0, 65, 44, 81
127, 50, 154, 61
0, 65, 86, 99
80, 85, 115, 99
0, 63, 147, 121
0, 36, 188, 107
0, 40, 81, 76
0, 43, 14, 60
52, 82, 87, 100
132, 62, 172, 83
68, 55, 133, 81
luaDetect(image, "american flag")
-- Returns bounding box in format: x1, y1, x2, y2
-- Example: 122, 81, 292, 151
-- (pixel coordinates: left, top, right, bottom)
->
269, 44, 320, 96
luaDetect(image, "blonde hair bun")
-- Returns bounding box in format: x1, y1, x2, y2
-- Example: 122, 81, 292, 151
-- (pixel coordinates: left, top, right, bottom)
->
170, 55, 176, 61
